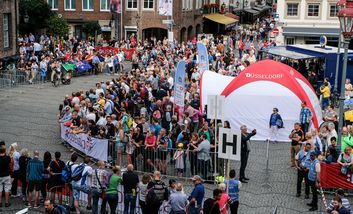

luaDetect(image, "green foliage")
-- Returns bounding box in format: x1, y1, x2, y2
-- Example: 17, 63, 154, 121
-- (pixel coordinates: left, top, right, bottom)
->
19, 0, 52, 34
47, 15, 70, 38
82, 21, 102, 37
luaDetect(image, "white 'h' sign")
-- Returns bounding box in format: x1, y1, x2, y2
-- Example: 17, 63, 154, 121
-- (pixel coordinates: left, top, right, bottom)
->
218, 128, 241, 161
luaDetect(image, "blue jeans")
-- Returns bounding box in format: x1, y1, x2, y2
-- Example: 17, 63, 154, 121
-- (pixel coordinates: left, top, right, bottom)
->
124, 193, 136, 214
107, 194, 118, 214
91, 188, 101, 214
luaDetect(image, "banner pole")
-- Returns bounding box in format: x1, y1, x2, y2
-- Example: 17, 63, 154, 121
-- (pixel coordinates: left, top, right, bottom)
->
214, 96, 218, 183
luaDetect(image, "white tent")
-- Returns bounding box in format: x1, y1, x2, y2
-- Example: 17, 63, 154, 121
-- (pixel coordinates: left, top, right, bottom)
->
200, 60, 323, 141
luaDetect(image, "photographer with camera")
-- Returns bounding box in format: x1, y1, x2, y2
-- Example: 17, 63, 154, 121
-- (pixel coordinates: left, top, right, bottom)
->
239, 125, 256, 183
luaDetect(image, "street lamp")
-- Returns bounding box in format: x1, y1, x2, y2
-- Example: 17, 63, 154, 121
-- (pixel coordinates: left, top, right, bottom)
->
337, 0, 353, 146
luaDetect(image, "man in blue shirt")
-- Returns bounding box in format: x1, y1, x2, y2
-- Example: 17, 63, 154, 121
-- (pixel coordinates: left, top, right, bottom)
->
27, 151, 44, 208
299, 101, 312, 137
295, 142, 311, 198
225, 169, 241, 214
188, 175, 205, 214
307, 153, 320, 211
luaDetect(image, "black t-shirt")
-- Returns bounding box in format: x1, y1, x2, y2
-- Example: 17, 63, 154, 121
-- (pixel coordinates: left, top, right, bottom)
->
106, 123, 115, 139
49, 159, 65, 173
291, 129, 303, 146
0, 155, 11, 177
122, 171, 139, 193
203, 198, 220, 214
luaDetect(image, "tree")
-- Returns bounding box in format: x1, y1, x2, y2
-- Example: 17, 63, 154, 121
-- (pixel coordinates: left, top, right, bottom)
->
19, 0, 52, 34
82, 21, 102, 38
47, 15, 70, 38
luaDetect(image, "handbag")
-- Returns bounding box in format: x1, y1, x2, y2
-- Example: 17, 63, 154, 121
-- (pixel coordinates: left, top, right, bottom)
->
95, 169, 106, 200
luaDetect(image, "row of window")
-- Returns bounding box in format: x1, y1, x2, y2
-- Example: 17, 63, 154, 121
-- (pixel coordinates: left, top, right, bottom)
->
47, 0, 155, 11
3, 13, 10, 49
287, 3, 339, 18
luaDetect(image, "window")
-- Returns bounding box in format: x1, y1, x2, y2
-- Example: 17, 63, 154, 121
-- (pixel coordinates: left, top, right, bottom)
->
329, 4, 339, 17
65, 0, 76, 10
286, 3, 298, 16
47, 0, 58, 10
307, 4, 319, 17
83, 0, 94, 10
3, 14, 10, 49
196, 0, 204, 9
182, 0, 192, 10
286, 37, 295, 45
100, 0, 110, 11
144, 0, 153, 9
127, 0, 138, 9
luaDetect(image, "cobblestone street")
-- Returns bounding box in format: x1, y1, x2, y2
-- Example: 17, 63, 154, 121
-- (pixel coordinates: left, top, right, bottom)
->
0, 74, 325, 213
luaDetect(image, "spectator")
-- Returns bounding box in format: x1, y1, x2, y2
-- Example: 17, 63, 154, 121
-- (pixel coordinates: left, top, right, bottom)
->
289, 123, 304, 167
330, 196, 351, 214
0, 146, 11, 207
9, 143, 21, 198
138, 173, 151, 214
19, 148, 31, 202
44, 199, 64, 214
217, 183, 230, 214
106, 165, 122, 214
91, 160, 107, 214
169, 183, 188, 214
326, 137, 340, 163
295, 142, 311, 198
48, 152, 65, 204
327, 189, 351, 213
188, 175, 205, 214
146, 171, 169, 214
27, 151, 44, 208
203, 188, 222, 214
122, 164, 139, 214
299, 101, 313, 136
196, 134, 211, 180
338, 147, 353, 176
268, 107, 283, 143
42, 151, 52, 203
224, 169, 241, 214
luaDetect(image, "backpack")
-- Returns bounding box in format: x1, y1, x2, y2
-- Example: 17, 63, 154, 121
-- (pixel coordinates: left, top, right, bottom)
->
146, 181, 169, 205
61, 162, 74, 183
104, 171, 113, 188
127, 116, 133, 129
71, 164, 86, 182
55, 204, 69, 214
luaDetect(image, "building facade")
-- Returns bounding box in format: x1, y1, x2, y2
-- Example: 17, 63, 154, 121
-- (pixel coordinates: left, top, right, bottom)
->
49, 0, 204, 42
0, 0, 18, 60
276, 0, 340, 46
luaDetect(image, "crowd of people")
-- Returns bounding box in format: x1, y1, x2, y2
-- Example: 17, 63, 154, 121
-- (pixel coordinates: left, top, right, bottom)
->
0, 138, 243, 214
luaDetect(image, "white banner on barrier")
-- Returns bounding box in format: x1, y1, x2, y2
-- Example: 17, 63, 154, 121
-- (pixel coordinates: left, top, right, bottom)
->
60, 123, 108, 161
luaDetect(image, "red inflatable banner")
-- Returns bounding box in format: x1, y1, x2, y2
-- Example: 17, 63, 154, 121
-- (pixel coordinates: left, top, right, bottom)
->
94, 47, 136, 60
320, 163, 353, 189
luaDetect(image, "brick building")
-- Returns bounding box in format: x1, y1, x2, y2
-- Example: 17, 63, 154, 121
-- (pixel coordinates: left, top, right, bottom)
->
49, 0, 205, 42
0, 0, 18, 60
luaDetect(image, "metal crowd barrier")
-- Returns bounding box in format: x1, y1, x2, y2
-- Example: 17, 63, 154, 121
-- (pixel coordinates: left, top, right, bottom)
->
106, 140, 226, 183
0, 69, 47, 88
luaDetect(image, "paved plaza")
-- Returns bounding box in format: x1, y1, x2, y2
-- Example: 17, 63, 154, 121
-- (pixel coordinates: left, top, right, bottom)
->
0, 74, 325, 213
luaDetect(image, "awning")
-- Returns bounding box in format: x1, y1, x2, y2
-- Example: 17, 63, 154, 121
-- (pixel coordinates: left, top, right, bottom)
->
252, 5, 272, 12
224, 13, 239, 20
282, 27, 340, 37
244, 9, 260, 15
203, 13, 238, 26
262, 46, 325, 60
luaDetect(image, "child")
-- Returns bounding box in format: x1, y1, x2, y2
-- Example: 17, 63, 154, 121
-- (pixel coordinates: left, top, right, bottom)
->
174, 143, 184, 178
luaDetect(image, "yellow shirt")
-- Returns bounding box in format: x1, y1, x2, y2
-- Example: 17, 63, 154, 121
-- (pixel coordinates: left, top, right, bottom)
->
321, 86, 330, 98
97, 98, 105, 108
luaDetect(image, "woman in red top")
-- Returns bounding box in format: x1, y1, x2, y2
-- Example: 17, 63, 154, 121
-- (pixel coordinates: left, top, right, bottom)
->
144, 130, 156, 172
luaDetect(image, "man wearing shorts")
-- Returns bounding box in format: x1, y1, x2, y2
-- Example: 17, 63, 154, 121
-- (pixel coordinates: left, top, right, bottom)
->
0, 146, 11, 207
26, 151, 44, 208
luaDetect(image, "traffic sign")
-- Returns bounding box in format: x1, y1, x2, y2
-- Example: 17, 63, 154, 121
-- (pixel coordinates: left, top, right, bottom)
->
162, 20, 174, 25
273, 28, 279, 35
218, 128, 241, 161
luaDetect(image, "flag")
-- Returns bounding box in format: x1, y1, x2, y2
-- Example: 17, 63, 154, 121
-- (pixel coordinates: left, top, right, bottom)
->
197, 42, 209, 74
159, 0, 173, 16
110, 0, 121, 13
174, 60, 186, 107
